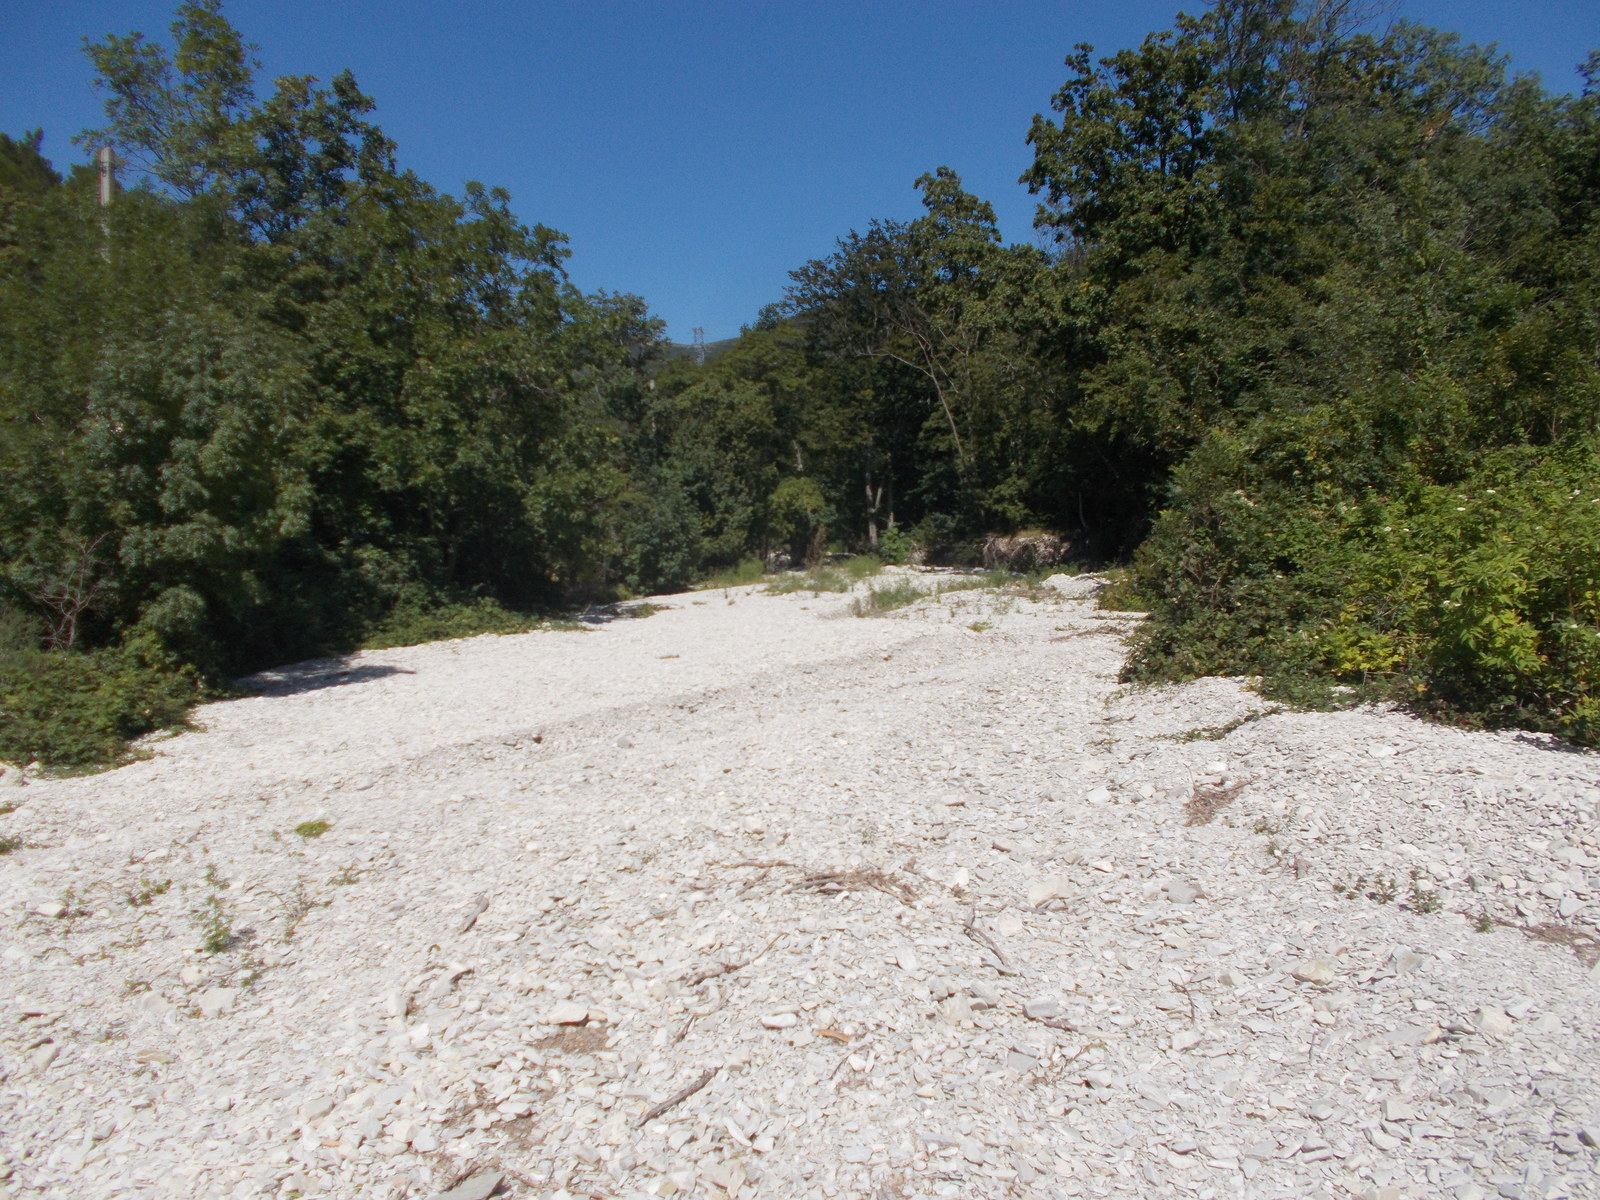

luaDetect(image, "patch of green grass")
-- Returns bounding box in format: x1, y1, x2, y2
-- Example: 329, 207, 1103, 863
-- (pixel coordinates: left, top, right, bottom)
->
931, 568, 1011, 598
293, 819, 331, 839
767, 566, 851, 595
696, 559, 765, 590
841, 555, 885, 581
1165, 708, 1284, 742
0, 834, 22, 855
851, 578, 928, 616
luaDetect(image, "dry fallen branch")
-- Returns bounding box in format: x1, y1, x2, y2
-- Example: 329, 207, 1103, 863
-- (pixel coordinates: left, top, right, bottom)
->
791, 867, 917, 905
635, 1066, 720, 1128
1184, 779, 1250, 826
455, 895, 490, 935
681, 931, 787, 987
962, 903, 1018, 975
710, 859, 797, 870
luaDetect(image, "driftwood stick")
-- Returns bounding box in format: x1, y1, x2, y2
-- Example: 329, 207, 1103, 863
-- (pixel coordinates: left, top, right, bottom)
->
455, 895, 490, 935
963, 903, 1018, 975
682, 931, 787, 987
635, 1066, 720, 1128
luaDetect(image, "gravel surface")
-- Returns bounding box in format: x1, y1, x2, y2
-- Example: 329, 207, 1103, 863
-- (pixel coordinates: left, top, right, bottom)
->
2, 572, 1598, 1200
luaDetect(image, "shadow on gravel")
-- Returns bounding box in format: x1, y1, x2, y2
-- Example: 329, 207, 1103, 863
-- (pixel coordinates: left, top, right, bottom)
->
236, 660, 417, 697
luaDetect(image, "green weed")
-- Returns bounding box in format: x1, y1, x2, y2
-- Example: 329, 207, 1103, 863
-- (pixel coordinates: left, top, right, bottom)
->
293, 819, 330, 839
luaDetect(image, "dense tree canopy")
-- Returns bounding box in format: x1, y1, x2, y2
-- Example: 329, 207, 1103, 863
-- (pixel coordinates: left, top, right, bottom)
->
3, 0, 1598, 764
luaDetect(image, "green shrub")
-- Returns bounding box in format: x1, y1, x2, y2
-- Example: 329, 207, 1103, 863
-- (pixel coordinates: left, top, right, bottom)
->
1130, 436, 1600, 745
359, 598, 570, 651
0, 641, 200, 769
876, 527, 914, 565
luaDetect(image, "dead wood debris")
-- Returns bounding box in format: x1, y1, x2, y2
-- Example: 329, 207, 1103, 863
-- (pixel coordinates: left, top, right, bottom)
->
1521, 921, 1600, 967
1184, 779, 1250, 826
635, 1066, 720, 1128
681, 932, 787, 987
790, 867, 917, 905
962, 903, 1018, 975
454, 895, 490, 935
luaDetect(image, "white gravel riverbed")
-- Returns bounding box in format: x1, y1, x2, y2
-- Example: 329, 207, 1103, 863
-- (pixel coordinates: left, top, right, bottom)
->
1, 572, 1597, 1200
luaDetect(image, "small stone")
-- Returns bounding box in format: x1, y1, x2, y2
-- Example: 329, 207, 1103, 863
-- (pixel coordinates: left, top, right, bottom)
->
1169, 1137, 1199, 1155
1027, 876, 1071, 906
1164, 881, 1201, 905
1171, 1029, 1203, 1052
1023, 998, 1063, 1020
429, 1170, 504, 1200
940, 995, 974, 1024
992, 837, 1021, 855
760, 1012, 797, 1030
1530, 1013, 1562, 1033
1291, 958, 1337, 985
32, 902, 66, 919
1558, 896, 1584, 918
1383, 1098, 1418, 1122
196, 989, 235, 1019
1386, 948, 1425, 974
1085, 787, 1112, 804
1476, 1006, 1513, 1036
1217, 969, 1248, 988
547, 1002, 588, 1025
840, 1146, 872, 1164
1006, 1049, 1041, 1073
28, 1043, 58, 1073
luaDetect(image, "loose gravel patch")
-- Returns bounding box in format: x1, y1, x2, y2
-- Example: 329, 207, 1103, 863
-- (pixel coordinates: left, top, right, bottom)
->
1, 574, 1597, 1200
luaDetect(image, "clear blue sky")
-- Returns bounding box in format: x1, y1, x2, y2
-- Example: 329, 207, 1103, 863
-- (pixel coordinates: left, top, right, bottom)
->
5, 1, 1596, 342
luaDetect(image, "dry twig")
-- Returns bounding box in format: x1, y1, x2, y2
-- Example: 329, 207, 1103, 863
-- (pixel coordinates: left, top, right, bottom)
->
962, 903, 1018, 975
635, 1066, 720, 1128
681, 931, 786, 987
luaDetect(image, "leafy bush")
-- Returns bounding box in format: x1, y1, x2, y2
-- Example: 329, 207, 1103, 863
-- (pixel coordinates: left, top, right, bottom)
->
876, 527, 914, 565
1131, 438, 1600, 745
360, 598, 575, 651
0, 640, 200, 769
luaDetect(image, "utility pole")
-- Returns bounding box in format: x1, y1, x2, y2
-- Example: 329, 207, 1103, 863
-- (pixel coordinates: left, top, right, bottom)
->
97, 146, 115, 261
97, 146, 115, 208
692, 326, 706, 367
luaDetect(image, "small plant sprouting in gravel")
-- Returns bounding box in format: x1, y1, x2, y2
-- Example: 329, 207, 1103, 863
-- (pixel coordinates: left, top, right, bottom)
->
0, 834, 22, 855
329, 865, 362, 886
125, 877, 172, 907
293, 819, 331, 839
1369, 875, 1399, 905
1252, 817, 1282, 836
191, 891, 236, 954
1409, 868, 1443, 914
1475, 911, 1498, 933
269, 882, 323, 942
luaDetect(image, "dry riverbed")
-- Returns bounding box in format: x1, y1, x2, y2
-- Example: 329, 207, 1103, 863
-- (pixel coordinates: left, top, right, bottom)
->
1, 572, 1598, 1200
